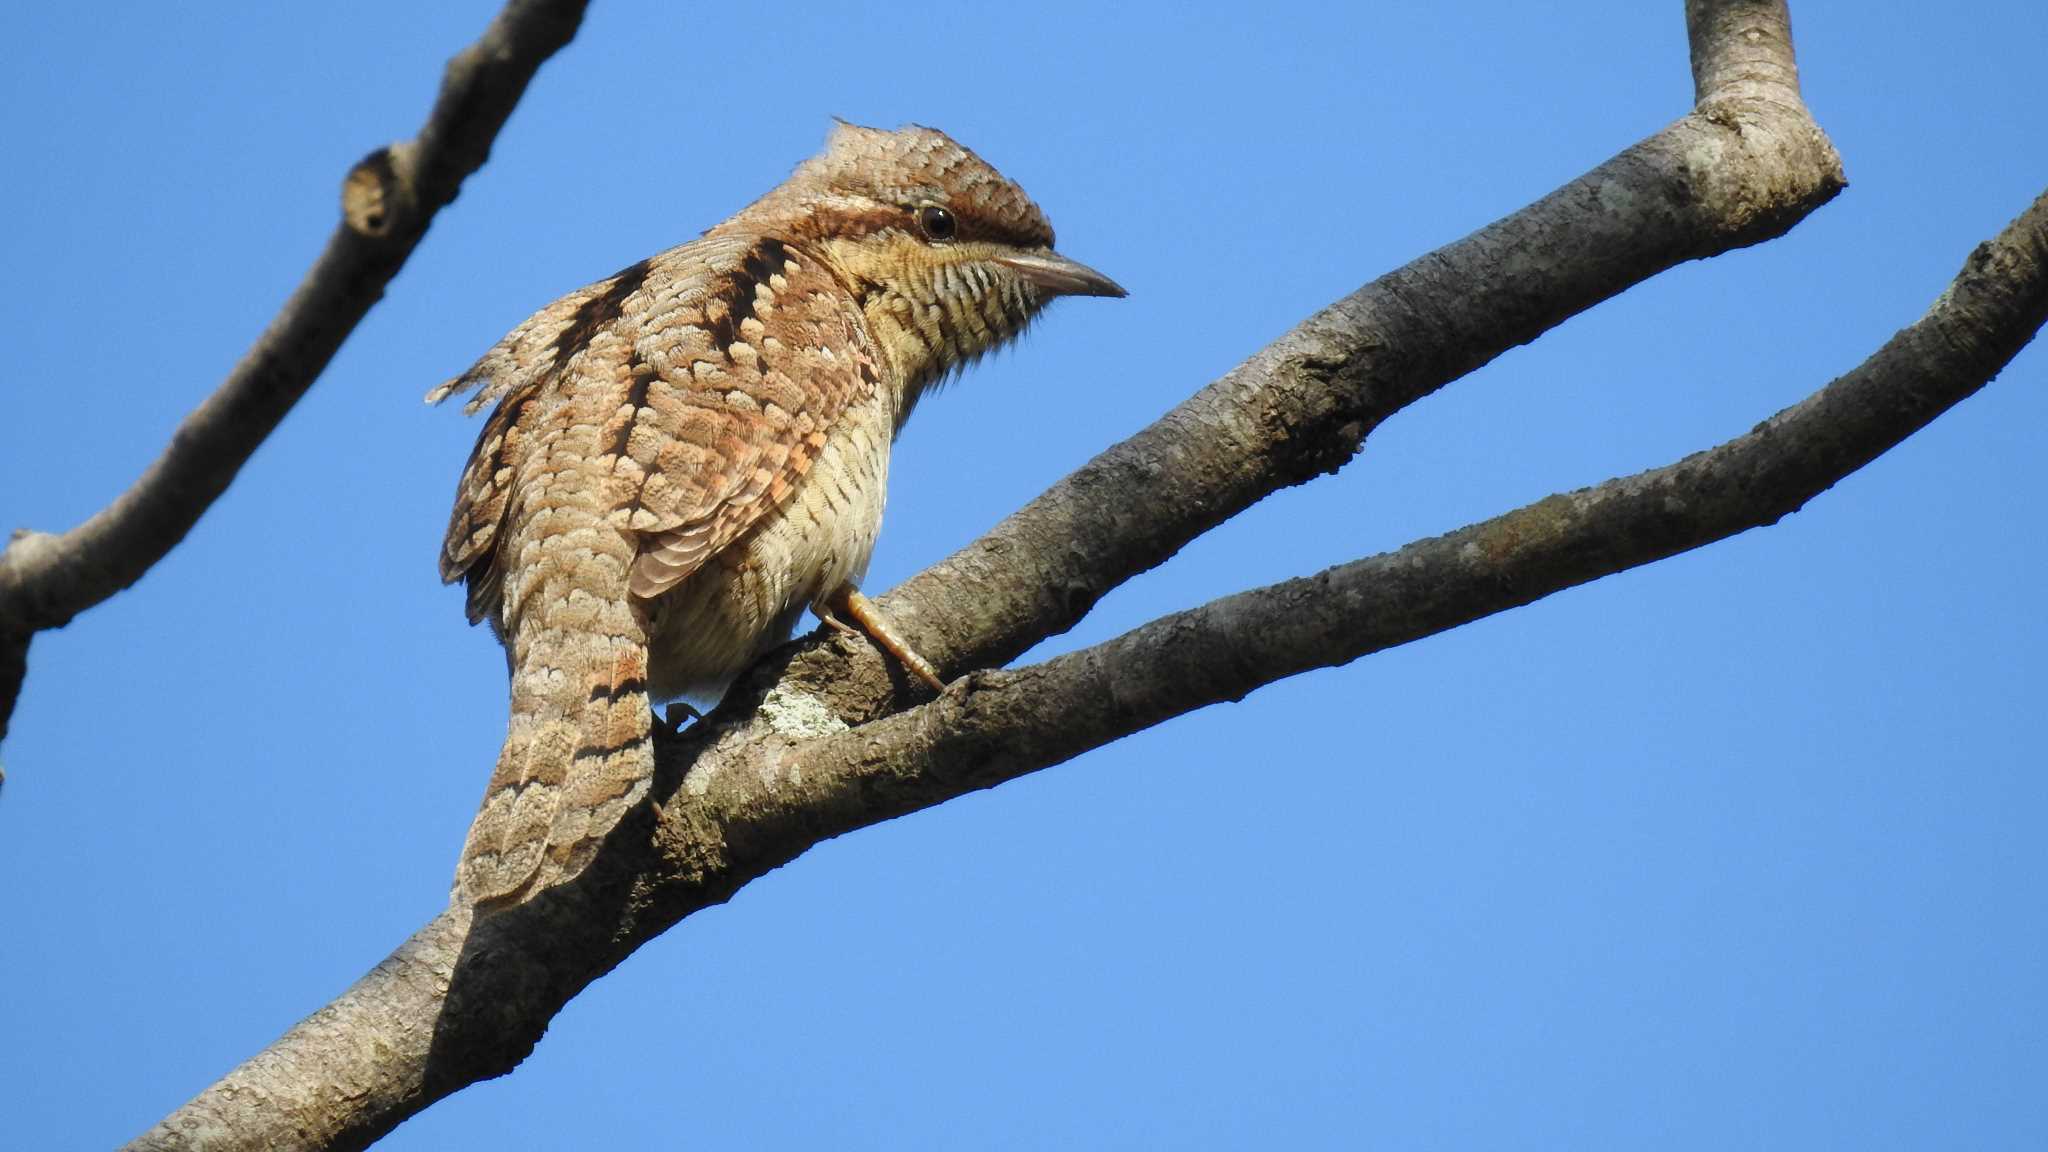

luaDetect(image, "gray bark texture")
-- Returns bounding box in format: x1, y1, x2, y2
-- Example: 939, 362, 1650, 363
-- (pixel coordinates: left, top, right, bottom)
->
95, 1, 2048, 1148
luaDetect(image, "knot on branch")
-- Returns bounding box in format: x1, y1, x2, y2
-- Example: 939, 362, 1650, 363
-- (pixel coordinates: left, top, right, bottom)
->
0, 529, 69, 630
342, 144, 418, 237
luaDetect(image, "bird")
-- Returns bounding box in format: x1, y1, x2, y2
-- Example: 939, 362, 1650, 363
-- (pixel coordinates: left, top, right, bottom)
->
428, 122, 1124, 907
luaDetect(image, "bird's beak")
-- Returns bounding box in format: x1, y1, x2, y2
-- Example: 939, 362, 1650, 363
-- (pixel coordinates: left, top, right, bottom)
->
995, 250, 1127, 298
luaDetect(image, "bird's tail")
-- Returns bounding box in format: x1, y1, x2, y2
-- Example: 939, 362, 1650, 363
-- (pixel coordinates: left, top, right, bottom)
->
457, 565, 655, 907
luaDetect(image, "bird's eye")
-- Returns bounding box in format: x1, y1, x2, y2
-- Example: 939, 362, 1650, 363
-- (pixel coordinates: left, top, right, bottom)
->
917, 205, 957, 242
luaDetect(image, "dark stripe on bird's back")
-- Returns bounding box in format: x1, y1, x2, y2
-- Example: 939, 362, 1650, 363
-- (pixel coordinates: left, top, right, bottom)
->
606, 353, 658, 462
551, 256, 654, 374
703, 238, 789, 350
605, 238, 790, 505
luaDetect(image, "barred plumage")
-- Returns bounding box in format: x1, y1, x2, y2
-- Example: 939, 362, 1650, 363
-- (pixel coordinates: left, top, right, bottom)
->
431, 123, 1123, 906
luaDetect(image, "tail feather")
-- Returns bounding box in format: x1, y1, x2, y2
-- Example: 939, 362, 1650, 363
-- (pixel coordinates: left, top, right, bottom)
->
459, 603, 655, 907
544, 633, 655, 877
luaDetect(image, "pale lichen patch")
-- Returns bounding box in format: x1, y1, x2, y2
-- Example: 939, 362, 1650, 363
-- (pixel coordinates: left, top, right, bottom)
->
759, 684, 849, 741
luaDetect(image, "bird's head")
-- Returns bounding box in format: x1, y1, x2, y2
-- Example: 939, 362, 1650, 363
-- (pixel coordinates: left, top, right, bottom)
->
721, 122, 1124, 406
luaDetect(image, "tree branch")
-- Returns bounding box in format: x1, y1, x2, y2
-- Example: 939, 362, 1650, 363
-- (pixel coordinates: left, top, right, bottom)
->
823, 0, 1843, 721
129, 3, 1883, 1148
0, 0, 589, 743
793, 188, 2048, 809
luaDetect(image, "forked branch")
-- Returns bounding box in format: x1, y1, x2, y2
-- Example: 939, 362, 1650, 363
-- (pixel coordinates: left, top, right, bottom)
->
790, 190, 2048, 809
126, 4, 1896, 1149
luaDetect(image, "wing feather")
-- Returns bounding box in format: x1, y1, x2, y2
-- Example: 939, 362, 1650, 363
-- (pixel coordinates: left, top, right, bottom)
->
436, 235, 882, 624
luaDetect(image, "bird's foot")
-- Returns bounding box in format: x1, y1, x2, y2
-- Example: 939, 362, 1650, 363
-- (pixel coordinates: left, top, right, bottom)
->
814, 585, 947, 692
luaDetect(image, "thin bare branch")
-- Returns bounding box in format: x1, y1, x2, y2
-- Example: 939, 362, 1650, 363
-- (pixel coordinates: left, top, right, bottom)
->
0, 0, 589, 742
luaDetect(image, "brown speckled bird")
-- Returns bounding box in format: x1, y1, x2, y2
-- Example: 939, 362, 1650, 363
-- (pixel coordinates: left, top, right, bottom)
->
430, 123, 1123, 906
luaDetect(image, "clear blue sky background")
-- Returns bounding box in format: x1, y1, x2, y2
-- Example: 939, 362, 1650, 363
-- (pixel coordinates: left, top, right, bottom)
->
3, 2, 2044, 1148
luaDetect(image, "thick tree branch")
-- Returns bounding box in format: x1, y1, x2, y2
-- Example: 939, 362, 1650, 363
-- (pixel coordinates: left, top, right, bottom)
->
806, 0, 1844, 724
0, 0, 588, 742
131, 3, 1881, 1148
791, 188, 2048, 808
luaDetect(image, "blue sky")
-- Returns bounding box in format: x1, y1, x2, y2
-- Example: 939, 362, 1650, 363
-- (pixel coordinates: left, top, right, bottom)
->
3, 2, 2044, 1148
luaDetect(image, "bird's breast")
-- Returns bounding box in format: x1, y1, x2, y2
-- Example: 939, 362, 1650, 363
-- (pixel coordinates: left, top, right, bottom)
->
641, 387, 894, 704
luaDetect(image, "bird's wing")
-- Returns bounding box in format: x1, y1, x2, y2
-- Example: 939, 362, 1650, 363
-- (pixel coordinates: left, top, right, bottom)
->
615, 235, 884, 599
432, 234, 883, 622
431, 254, 657, 623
